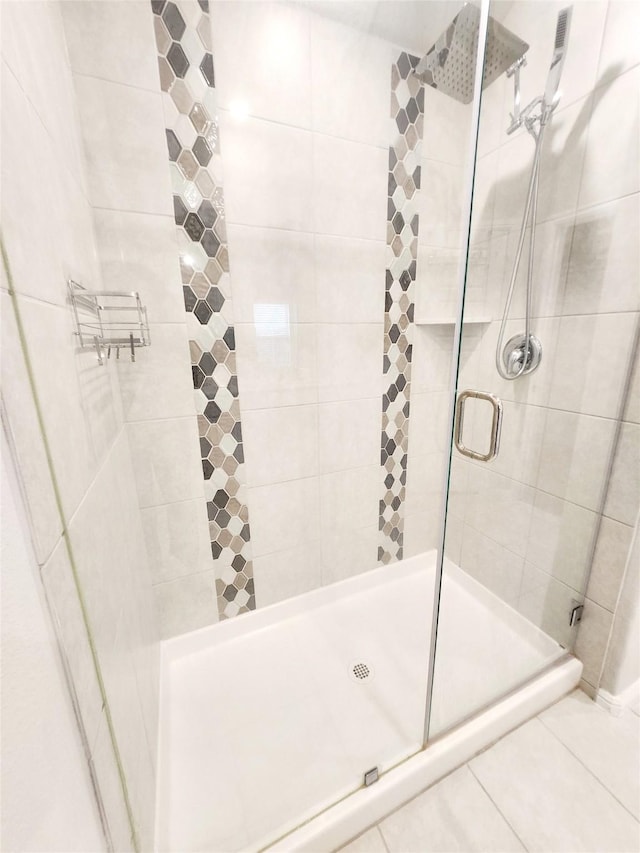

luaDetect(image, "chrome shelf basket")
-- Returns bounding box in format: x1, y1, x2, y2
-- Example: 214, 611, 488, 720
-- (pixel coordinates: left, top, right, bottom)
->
68, 279, 150, 365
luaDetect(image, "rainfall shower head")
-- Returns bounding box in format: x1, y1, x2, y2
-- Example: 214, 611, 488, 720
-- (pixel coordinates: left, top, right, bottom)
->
543, 6, 573, 111
414, 4, 529, 105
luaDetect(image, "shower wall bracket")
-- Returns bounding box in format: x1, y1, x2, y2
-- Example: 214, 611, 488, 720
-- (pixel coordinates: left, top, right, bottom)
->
68, 279, 150, 365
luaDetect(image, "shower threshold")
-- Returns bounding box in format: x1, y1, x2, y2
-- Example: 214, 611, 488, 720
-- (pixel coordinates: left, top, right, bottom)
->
155, 550, 581, 852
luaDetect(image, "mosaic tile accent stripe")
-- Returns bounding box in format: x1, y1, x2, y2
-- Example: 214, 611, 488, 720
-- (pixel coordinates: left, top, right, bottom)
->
151, 0, 254, 619
378, 52, 424, 565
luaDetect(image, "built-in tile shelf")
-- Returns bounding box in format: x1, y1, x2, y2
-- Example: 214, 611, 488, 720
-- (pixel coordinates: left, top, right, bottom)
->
415, 316, 492, 326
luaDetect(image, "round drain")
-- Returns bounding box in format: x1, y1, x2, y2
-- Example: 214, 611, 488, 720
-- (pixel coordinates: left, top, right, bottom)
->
349, 661, 374, 682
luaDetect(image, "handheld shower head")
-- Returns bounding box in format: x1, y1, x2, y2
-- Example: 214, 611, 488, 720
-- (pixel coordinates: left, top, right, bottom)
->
543, 6, 573, 114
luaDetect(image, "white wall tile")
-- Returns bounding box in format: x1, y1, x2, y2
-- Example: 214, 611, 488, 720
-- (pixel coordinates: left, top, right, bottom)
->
118, 323, 195, 422
536, 409, 616, 511
574, 598, 614, 686
314, 235, 385, 324
461, 525, 524, 605
548, 313, 637, 419
73, 75, 172, 215
477, 74, 508, 158
40, 538, 105, 751
241, 404, 318, 485
410, 326, 455, 394
422, 85, 472, 165
407, 391, 450, 454
601, 521, 640, 695
403, 507, 441, 559
253, 541, 322, 607
248, 477, 320, 557
310, 14, 392, 148
219, 111, 313, 231
0, 293, 62, 564
1, 2, 87, 196
61, 1, 159, 91
597, 0, 640, 85
235, 322, 318, 409
140, 499, 212, 584
153, 570, 219, 639
624, 340, 640, 424
312, 135, 387, 240
319, 466, 380, 533
316, 323, 383, 402
586, 516, 634, 611
405, 453, 447, 516
517, 562, 578, 647
578, 66, 639, 210
2, 442, 106, 853
93, 209, 185, 324
563, 193, 640, 316
604, 421, 640, 525
526, 490, 597, 592
210, 1, 311, 129
127, 417, 204, 507
419, 158, 465, 231
318, 398, 380, 474
91, 714, 135, 852
226, 225, 316, 324
465, 466, 536, 558
1, 64, 100, 307
14, 295, 122, 520
320, 526, 379, 586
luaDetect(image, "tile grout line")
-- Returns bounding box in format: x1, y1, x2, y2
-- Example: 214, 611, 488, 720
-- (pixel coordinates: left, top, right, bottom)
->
375, 822, 392, 853
466, 760, 531, 852
537, 707, 640, 824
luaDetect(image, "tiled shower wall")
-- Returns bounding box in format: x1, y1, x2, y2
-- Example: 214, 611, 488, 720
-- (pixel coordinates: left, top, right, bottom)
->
62, 1, 448, 631
1, 2, 161, 848
443, 1, 639, 688
61, 0, 220, 637
210, 3, 392, 606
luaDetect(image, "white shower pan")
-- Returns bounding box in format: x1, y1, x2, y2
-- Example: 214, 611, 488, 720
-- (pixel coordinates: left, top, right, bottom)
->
155, 550, 581, 852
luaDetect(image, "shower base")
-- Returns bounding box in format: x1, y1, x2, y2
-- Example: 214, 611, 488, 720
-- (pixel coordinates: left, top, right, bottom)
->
155, 550, 581, 852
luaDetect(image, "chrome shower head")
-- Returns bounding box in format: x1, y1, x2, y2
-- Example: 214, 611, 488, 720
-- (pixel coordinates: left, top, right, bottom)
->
543, 6, 573, 112
414, 3, 529, 105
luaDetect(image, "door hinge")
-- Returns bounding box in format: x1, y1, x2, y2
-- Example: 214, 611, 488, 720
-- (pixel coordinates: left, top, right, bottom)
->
364, 767, 379, 787
569, 602, 584, 627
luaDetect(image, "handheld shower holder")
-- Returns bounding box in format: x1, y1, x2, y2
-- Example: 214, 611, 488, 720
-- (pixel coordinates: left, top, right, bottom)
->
506, 57, 551, 138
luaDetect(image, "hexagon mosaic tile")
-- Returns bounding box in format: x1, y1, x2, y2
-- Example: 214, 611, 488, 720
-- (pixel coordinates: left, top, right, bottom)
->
152, 0, 254, 619
378, 52, 424, 566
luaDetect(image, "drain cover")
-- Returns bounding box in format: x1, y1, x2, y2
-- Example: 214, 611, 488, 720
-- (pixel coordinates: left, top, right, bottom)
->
350, 661, 373, 682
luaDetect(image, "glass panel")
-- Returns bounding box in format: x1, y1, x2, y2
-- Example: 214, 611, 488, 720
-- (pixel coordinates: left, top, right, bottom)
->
428, 0, 640, 738
4, 0, 492, 846
153, 6, 486, 848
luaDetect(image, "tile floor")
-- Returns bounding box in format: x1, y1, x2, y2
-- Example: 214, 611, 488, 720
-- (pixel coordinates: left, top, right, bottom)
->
339, 689, 640, 853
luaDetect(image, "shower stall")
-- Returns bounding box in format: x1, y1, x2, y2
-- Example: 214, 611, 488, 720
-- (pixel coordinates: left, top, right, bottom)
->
1, 0, 638, 851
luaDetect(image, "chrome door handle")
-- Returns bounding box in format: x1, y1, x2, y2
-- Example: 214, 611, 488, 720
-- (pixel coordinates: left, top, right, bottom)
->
454, 390, 503, 462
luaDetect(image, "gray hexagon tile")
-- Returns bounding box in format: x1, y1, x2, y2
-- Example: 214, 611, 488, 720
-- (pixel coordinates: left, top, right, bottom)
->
378, 52, 424, 566
152, 0, 254, 620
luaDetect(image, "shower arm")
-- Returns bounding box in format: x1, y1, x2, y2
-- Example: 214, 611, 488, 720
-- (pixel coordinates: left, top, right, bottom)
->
506, 57, 552, 137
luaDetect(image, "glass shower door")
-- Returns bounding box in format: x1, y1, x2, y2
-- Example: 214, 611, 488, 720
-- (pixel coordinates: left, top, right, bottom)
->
426, 0, 639, 739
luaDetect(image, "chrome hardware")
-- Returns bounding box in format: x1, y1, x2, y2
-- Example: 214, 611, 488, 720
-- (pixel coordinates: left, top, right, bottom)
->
500, 333, 543, 378
454, 390, 503, 462
364, 767, 379, 787
413, 3, 529, 105
68, 279, 150, 365
569, 602, 584, 627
